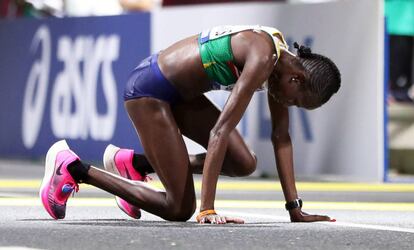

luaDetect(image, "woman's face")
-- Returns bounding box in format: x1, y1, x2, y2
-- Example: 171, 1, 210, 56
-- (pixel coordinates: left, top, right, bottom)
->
268, 72, 321, 110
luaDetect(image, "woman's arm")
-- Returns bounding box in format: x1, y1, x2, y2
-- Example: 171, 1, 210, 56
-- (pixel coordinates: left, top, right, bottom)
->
199, 82, 255, 223
198, 40, 275, 224
267, 93, 334, 222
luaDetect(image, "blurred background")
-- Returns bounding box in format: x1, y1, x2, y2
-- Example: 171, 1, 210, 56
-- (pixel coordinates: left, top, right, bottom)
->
0, 0, 412, 182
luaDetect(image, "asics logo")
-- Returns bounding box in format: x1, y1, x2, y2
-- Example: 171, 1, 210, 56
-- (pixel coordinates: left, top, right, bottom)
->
22, 25, 120, 149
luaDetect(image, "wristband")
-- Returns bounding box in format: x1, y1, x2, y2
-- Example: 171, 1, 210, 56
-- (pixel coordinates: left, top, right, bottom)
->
285, 198, 303, 211
196, 209, 217, 222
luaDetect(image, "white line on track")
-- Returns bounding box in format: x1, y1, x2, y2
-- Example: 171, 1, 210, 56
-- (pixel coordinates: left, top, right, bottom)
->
224, 211, 414, 234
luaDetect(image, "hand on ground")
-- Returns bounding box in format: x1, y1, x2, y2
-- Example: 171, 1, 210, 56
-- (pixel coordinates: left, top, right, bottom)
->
289, 209, 336, 223
198, 213, 244, 224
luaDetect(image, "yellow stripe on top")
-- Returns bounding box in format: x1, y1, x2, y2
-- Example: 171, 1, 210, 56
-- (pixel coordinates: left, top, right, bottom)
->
2, 179, 414, 192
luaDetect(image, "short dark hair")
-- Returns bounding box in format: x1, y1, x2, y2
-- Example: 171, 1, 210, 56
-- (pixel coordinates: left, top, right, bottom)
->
294, 42, 341, 105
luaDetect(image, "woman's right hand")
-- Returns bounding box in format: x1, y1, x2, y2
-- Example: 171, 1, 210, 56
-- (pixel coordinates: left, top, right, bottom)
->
197, 211, 245, 224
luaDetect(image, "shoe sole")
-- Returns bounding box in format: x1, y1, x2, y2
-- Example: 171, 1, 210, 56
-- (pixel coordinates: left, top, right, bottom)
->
39, 140, 70, 219
103, 144, 141, 219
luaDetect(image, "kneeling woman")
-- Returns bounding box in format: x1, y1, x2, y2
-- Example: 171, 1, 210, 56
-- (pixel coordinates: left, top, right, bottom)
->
40, 25, 340, 224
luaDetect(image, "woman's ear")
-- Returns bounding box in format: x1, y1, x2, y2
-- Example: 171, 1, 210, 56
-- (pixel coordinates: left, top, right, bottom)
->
289, 72, 308, 92
293, 68, 308, 85
289, 73, 305, 84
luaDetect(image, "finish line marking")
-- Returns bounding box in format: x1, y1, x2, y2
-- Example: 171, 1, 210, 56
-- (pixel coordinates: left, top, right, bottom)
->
1, 197, 414, 211
225, 211, 414, 234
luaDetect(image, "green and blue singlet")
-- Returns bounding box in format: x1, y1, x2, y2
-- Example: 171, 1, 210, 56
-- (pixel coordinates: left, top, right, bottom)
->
198, 25, 290, 91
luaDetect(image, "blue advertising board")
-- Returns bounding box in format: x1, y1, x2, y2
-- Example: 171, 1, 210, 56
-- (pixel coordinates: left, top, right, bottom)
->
0, 14, 150, 161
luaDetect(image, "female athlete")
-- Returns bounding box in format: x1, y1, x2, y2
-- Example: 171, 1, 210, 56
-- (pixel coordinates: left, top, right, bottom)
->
40, 25, 341, 224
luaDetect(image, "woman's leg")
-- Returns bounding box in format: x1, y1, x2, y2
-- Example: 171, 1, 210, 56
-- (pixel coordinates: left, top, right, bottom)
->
128, 95, 256, 177
172, 95, 257, 177
84, 97, 196, 221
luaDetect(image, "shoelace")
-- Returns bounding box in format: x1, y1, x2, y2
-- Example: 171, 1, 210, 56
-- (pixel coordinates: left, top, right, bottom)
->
61, 183, 79, 197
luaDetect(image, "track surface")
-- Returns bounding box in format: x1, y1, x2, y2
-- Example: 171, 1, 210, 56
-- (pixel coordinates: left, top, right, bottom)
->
0, 160, 413, 250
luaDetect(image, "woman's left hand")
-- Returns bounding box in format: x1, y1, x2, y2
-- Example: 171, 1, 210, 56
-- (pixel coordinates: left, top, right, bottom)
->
289, 208, 336, 223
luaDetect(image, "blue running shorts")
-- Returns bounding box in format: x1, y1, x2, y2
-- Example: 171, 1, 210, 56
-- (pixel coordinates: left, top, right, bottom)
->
124, 54, 182, 104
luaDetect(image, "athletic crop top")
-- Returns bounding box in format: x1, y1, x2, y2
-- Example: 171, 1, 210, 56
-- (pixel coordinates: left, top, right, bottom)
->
198, 25, 291, 91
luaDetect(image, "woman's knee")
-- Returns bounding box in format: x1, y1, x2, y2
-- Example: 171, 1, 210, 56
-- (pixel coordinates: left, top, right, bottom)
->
163, 196, 197, 222
226, 151, 257, 177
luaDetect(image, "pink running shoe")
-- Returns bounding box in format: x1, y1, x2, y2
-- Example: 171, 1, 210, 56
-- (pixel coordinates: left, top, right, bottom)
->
103, 144, 146, 219
39, 140, 80, 219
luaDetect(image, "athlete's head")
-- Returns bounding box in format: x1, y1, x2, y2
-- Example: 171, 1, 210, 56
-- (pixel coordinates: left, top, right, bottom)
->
269, 42, 341, 109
